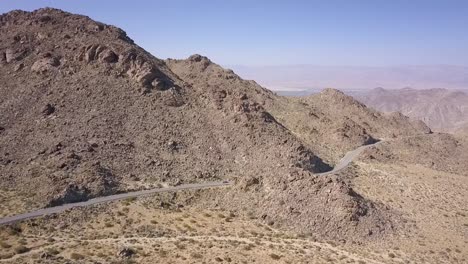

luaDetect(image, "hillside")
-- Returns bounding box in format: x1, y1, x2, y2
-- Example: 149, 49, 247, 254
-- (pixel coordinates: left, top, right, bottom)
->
354, 87, 468, 133
265, 88, 431, 163
0, 8, 407, 241
1, 8, 467, 264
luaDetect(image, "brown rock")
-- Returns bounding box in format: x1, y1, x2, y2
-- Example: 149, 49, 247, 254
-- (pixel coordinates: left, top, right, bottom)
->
42, 104, 55, 116
118, 248, 135, 258
31, 57, 60, 73
13, 63, 24, 72
5, 49, 15, 63
99, 49, 118, 63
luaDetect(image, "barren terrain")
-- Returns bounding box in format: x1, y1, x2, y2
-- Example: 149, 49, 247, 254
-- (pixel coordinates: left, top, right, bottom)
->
354, 87, 468, 133
1, 8, 467, 264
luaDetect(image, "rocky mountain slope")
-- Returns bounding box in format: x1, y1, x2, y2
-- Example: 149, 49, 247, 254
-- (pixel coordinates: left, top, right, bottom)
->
354, 87, 468, 133
265, 88, 431, 163
0, 8, 433, 243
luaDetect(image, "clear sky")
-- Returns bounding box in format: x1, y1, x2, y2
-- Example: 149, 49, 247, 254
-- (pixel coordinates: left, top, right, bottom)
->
1, 0, 467, 66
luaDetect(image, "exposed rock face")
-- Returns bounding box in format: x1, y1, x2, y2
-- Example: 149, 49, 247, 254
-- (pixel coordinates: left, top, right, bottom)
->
48, 184, 90, 207
0, 8, 431, 242
77, 44, 118, 64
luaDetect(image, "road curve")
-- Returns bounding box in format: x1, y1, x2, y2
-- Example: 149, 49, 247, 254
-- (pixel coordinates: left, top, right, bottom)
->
0, 181, 232, 226
316, 140, 383, 176
0, 141, 383, 225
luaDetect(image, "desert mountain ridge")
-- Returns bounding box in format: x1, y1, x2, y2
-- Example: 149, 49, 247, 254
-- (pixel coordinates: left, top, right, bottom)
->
352, 87, 468, 133
1, 7, 424, 241
1, 8, 468, 264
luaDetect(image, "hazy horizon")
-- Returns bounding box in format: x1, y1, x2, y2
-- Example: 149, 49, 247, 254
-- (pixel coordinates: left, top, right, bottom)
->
230, 64, 468, 91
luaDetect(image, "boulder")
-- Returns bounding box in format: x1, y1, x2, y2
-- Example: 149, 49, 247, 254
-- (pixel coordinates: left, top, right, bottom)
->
48, 184, 90, 207
5, 49, 15, 63
42, 104, 55, 116
31, 57, 60, 73
117, 248, 135, 258
99, 49, 118, 63
14, 63, 24, 72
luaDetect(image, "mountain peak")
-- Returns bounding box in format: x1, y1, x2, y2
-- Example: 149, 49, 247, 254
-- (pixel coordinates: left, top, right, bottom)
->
187, 54, 212, 63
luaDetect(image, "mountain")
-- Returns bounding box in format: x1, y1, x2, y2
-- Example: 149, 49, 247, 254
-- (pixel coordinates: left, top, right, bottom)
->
1, 8, 467, 264
354, 88, 468, 133
265, 88, 431, 164
1, 8, 419, 241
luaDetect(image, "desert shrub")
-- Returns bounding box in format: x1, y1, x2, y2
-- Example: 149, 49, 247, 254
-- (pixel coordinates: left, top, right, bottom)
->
6, 226, 21, 236
0, 241, 11, 249
124, 197, 137, 204
14, 245, 30, 254
158, 249, 168, 257
46, 248, 60, 255
183, 223, 195, 231
243, 244, 254, 251
269, 253, 281, 260
174, 242, 186, 250
70, 252, 84, 260
0, 253, 14, 259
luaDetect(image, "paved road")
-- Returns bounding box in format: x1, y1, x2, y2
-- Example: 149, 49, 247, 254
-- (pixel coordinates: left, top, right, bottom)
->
0, 181, 232, 226
0, 141, 383, 226
317, 140, 383, 176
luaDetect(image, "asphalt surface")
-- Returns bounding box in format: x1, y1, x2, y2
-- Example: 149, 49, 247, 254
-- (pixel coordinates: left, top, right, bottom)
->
317, 140, 383, 176
0, 181, 232, 225
0, 141, 382, 225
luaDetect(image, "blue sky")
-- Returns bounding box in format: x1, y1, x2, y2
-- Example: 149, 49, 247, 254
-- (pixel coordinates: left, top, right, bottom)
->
1, 0, 467, 66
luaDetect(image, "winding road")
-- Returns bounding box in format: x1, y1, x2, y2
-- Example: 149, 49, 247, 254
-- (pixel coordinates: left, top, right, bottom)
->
316, 140, 383, 176
0, 181, 232, 226
0, 140, 383, 226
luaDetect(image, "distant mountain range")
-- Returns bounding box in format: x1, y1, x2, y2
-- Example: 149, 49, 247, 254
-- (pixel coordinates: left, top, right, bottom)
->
275, 87, 468, 134
352, 88, 468, 133
231, 65, 468, 90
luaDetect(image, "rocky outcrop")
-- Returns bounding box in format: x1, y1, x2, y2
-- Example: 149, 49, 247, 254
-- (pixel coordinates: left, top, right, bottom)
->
77, 44, 119, 64
31, 56, 60, 73
48, 184, 90, 207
